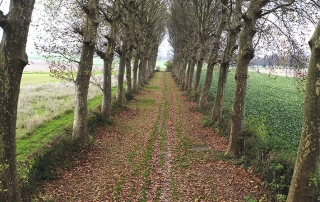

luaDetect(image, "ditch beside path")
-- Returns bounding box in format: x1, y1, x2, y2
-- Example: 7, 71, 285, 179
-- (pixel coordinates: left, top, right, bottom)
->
38, 72, 267, 201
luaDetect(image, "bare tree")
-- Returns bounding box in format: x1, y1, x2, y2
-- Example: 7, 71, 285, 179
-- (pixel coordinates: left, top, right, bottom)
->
211, 0, 242, 124
198, 0, 228, 109
72, 0, 100, 144
0, 0, 36, 201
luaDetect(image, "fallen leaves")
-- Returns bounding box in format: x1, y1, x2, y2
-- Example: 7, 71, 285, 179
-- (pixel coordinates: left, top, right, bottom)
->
36, 73, 268, 201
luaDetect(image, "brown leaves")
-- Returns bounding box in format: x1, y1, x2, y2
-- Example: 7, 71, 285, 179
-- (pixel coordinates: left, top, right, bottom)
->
36, 73, 267, 201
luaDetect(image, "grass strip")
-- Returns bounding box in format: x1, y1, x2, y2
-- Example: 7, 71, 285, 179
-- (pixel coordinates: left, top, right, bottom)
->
140, 101, 163, 201
16, 87, 117, 161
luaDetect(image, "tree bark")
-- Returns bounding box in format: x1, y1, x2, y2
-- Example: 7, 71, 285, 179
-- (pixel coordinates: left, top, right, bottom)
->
180, 60, 188, 90
100, 2, 118, 120
192, 48, 206, 100
133, 57, 139, 92
212, 62, 229, 122
225, 0, 268, 157
125, 50, 132, 93
101, 56, 113, 120
0, 1, 35, 201
187, 57, 196, 92
72, 0, 99, 144
116, 45, 126, 106
138, 58, 147, 87
212, 0, 242, 123
286, 19, 320, 202
198, 0, 228, 109
185, 59, 192, 91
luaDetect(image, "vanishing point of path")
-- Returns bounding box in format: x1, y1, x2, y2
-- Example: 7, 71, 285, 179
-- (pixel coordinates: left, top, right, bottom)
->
38, 72, 267, 201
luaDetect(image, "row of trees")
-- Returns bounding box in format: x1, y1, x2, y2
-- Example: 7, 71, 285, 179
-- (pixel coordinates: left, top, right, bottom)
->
0, 0, 168, 201
168, 0, 320, 201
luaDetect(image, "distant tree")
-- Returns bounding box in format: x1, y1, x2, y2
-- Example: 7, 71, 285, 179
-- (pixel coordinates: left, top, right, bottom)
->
0, 0, 36, 201
286, 18, 320, 202
168, 0, 219, 97
165, 60, 173, 72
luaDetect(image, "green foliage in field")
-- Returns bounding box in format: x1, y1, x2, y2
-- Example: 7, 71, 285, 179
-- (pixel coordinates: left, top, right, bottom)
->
21, 72, 58, 85
156, 60, 168, 70
201, 70, 304, 196
164, 60, 173, 72
206, 71, 304, 151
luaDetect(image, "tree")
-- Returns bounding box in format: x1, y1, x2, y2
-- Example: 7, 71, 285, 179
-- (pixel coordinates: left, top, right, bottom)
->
198, 0, 228, 109
72, 0, 100, 143
211, 0, 242, 124
0, 0, 36, 201
36, 0, 100, 144
97, 0, 121, 120
286, 18, 320, 202
168, 0, 219, 96
225, 0, 296, 157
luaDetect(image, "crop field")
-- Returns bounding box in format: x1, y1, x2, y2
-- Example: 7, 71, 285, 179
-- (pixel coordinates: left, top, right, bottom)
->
21, 72, 58, 85
202, 69, 304, 153
156, 60, 168, 70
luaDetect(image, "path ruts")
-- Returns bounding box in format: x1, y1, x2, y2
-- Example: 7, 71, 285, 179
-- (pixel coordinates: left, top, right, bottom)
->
38, 72, 267, 201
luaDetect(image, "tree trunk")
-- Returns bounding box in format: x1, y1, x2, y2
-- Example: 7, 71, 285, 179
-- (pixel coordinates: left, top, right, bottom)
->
101, 57, 113, 120
184, 60, 192, 91
100, 4, 118, 120
180, 60, 188, 90
0, 1, 35, 201
133, 57, 139, 92
212, 63, 229, 122
192, 51, 205, 100
138, 58, 147, 87
125, 51, 132, 93
72, 0, 99, 144
225, 0, 267, 157
198, 0, 228, 109
211, 0, 242, 124
198, 61, 215, 108
286, 19, 320, 202
116, 47, 126, 106
187, 57, 196, 92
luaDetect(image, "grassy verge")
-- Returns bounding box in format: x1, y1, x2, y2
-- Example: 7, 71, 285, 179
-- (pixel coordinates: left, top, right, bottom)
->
17, 87, 116, 161
17, 87, 117, 200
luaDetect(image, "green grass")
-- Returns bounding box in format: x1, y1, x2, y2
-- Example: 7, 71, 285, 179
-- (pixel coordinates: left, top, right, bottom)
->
17, 87, 117, 161
21, 72, 58, 85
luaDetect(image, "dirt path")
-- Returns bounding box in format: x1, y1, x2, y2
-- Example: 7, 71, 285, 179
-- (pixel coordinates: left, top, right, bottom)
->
38, 72, 267, 201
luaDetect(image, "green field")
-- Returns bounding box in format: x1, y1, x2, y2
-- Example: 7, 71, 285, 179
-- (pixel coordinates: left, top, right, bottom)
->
201, 70, 305, 194
156, 59, 169, 70
21, 72, 58, 85
205, 70, 304, 152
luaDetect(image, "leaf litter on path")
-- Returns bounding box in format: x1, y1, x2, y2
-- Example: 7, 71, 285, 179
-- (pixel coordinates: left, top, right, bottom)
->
37, 72, 268, 201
